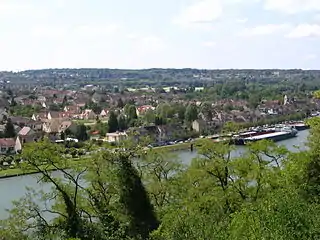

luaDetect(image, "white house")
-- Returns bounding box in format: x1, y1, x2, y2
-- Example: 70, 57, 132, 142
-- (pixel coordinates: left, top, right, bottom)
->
0, 138, 22, 155
100, 109, 109, 118
105, 132, 127, 143
81, 109, 96, 120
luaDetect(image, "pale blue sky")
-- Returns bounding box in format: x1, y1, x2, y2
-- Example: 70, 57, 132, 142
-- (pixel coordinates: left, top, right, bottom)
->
0, 0, 320, 71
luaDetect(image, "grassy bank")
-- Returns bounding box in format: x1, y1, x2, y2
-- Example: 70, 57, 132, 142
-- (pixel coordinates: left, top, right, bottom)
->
0, 157, 91, 179
0, 143, 194, 179
154, 142, 193, 151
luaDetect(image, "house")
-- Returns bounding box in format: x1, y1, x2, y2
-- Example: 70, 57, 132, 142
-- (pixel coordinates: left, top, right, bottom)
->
192, 120, 206, 133
53, 98, 65, 105
48, 111, 63, 120
64, 105, 80, 114
0, 98, 10, 108
157, 124, 187, 141
0, 138, 22, 155
91, 92, 104, 103
32, 111, 48, 121
11, 117, 43, 131
128, 125, 160, 142
42, 119, 62, 134
105, 132, 127, 143
136, 105, 155, 116
90, 131, 100, 140
192, 120, 217, 134
81, 109, 96, 120
59, 120, 77, 134
0, 109, 8, 122
37, 96, 47, 102
100, 109, 109, 118
18, 126, 40, 144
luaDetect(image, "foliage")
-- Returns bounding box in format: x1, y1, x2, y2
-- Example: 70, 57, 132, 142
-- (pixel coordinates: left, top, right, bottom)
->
4, 118, 16, 138
75, 124, 89, 141
9, 105, 42, 117
92, 121, 108, 136
2, 122, 320, 239
184, 104, 198, 123
107, 111, 119, 133
116, 152, 159, 239
118, 114, 127, 131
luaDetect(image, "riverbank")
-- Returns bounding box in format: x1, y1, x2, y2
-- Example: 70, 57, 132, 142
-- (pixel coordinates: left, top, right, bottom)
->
154, 142, 192, 151
0, 124, 310, 179
0, 142, 193, 179
0, 157, 91, 179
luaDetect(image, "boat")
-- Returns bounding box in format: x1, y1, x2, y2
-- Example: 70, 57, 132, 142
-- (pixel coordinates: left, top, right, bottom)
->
231, 129, 276, 145
289, 122, 309, 131
231, 125, 298, 145
243, 126, 298, 144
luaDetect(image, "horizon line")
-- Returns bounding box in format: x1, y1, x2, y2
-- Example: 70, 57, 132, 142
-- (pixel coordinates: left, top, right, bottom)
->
1, 67, 319, 73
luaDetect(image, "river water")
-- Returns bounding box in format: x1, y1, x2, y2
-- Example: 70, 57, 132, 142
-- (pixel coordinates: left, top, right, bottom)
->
0, 130, 310, 219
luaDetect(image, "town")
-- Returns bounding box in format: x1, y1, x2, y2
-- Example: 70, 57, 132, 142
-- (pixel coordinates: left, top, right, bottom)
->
0, 68, 318, 156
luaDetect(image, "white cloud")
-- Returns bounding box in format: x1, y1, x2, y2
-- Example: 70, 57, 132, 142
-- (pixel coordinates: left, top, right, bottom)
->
240, 24, 290, 36
173, 0, 223, 27
286, 24, 320, 38
264, 0, 320, 14
202, 41, 216, 47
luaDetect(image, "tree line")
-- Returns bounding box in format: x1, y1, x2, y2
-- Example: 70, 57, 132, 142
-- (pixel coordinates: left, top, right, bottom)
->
1, 118, 320, 239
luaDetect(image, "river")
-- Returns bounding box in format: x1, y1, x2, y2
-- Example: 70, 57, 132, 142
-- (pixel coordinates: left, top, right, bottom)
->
0, 130, 310, 219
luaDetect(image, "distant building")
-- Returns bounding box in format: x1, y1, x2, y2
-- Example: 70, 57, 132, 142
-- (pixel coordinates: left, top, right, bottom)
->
0, 138, 22, 155
284, 95, 288, 105
18, 126, 40, 144
105, 132, 127, 143
100, 109, 109, 119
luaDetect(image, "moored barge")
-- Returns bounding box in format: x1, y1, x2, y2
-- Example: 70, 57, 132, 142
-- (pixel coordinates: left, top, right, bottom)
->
243, 130, 297, 144
232, 126, 298, 145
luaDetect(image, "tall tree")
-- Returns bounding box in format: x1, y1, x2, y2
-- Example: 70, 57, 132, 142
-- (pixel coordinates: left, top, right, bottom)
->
116, 152, 159, 239
4, 118, 16, 138
75, 124, 88, 141
117, 98, 124, 108
108, 111, 119, 133
184, 104, 198, 122
124, 104, 137, 120
118, 115, 127, 131
62, 95, 68, 107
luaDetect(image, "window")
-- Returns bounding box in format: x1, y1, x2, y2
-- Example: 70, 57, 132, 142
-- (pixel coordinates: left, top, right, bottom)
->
1, 147, 6, 152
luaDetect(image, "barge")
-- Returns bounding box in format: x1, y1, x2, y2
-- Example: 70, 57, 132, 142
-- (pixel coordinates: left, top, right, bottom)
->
243, 129, 298, 144
232, 126, 298, 145
231, 130, 274, 145
289, 122, 309, 131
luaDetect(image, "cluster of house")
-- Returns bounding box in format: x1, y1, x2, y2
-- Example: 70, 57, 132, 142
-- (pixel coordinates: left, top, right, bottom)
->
104, 124, 188, 144
0, 110, 79, 155
0, 103, 158, 154
0, 87, 315, 153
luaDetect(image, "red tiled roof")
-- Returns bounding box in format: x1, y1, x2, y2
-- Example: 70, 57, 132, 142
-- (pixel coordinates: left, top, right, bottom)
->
18, 126, 32, 136
0, 138, 15, 147
137, 105, 154, 112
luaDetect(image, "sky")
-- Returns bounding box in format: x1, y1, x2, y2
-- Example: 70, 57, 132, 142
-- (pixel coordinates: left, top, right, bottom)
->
0, 0, 320, 71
